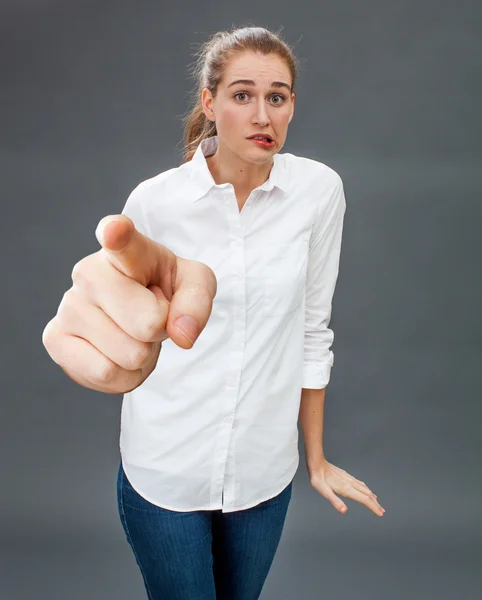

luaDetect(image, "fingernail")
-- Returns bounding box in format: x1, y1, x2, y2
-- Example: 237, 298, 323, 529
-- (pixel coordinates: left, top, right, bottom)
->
173, 316, 200, 345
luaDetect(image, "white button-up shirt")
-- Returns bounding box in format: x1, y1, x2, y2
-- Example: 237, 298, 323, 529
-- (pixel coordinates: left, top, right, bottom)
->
119, 135, 346, 513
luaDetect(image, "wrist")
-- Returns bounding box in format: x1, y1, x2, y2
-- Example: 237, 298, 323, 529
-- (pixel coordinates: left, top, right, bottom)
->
306, 453, 326, 479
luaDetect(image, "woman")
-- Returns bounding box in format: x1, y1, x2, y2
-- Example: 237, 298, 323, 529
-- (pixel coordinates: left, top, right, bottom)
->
43, 25, 385, 600
117, 24, 385, 598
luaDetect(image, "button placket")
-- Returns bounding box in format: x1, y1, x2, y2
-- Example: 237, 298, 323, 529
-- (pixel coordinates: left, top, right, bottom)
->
219, 186, 246, 509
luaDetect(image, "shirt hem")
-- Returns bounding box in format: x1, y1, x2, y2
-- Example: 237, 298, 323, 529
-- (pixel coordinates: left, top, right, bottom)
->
120, 455, 298, 514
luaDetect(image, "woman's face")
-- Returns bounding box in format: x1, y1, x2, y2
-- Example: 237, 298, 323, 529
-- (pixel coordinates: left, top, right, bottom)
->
202, 51, 295, 164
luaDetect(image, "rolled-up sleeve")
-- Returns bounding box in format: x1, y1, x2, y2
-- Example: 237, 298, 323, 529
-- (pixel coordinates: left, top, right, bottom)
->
302, 173, 347, 389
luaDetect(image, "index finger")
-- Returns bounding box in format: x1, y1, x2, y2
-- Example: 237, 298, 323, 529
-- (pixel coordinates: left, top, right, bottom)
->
94, 214, 175, 289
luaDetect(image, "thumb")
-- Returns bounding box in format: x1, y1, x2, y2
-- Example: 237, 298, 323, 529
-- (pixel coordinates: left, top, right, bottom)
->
165, 256, 218, 347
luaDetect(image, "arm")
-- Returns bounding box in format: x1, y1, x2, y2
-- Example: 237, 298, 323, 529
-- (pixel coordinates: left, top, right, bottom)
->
298, 175, 386, 517
301, 173, 346, 390
300, 173, 344, 478
299, 387, 326, 480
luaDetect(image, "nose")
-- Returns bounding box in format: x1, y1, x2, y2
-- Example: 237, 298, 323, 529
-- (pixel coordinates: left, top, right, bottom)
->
252, 100, 270, 127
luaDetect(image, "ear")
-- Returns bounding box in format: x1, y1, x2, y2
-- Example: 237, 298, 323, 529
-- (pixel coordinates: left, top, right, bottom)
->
289, 92, 295, 123
201, 88, 215, 122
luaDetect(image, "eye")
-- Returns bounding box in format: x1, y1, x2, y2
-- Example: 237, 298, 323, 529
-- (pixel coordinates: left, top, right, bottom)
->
270, 94, 285, 104
234, 92, 249, 102
233, 92, 286, 105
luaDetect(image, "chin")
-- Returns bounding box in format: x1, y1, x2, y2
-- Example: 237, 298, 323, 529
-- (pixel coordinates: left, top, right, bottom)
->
245, 152, 273, 165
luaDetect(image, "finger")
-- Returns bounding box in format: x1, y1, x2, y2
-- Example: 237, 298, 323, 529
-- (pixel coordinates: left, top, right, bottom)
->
95, 215, 176, 289
165, 256, 218, 348
349, 481, 385, 513
57, 287, 163, 370
73, 253, 170, 343
344, 473, 378, 498
43, 318, 151, 394
340, 486, 385, 517
352, 479, 379, 501
95, 216, 218, 348
323, 487, 348, 514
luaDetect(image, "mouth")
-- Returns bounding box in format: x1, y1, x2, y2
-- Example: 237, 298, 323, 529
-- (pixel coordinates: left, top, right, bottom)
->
247, 135, 276, 148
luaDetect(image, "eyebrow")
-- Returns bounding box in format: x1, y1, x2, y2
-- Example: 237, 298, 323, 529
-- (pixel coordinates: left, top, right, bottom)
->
227, 79, 292, 92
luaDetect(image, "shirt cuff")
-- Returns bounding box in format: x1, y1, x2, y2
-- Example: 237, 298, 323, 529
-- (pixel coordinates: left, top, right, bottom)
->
301, 357, 333, 389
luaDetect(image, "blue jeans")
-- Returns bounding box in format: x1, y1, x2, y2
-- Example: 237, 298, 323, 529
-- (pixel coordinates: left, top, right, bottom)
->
116, 461, 293, 600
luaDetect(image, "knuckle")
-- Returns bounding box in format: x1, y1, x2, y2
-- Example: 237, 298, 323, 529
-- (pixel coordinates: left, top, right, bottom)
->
124, 343, 152, 370
202, 266, 218, 294
136, 311, 164, 341
56, 288, 79, 323
59, 287, 75, 309
91, 359, 118, 384
42, 321, 71, 370
185, 281, 214, 305
202, 262, 216, 279
42, 318, 61, 351
71, 257, 88, 284
71, 253, 99, 287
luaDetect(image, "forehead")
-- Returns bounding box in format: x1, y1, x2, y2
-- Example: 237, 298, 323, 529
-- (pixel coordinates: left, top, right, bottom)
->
222, 51, 291, 86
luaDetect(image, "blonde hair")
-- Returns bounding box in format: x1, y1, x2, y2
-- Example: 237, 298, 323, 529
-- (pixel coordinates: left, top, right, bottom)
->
179, 25, 300, 163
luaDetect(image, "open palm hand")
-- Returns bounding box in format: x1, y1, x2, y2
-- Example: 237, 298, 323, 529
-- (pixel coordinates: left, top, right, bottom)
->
310, 459, 386, 517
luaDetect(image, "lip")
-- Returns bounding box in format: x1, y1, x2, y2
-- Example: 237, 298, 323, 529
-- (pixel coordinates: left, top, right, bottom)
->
247, 136, 276, 149
247, 134, 274, 142
248, 138, 276, 149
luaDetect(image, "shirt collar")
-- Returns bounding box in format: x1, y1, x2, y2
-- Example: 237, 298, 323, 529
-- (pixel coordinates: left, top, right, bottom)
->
188, 135, 289, 203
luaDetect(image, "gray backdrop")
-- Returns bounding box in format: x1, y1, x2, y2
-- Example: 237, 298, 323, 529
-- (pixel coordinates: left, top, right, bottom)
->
1, 0, 481, 598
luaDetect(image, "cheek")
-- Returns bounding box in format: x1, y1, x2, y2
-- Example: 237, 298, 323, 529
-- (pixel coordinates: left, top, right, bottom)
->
219, 107, 244, 126
276, 109, 292, 125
